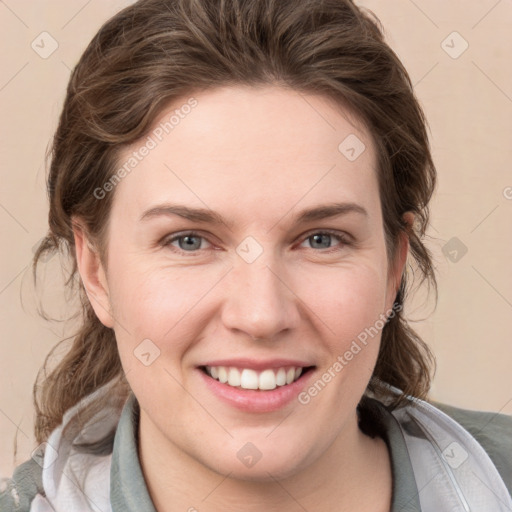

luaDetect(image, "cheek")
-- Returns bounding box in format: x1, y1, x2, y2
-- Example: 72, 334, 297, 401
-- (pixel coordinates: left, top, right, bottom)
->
298, 261, 388, 346
107, 261, 223, 347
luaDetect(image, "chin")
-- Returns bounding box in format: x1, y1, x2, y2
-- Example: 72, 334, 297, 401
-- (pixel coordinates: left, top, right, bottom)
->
200, 442, 312, 482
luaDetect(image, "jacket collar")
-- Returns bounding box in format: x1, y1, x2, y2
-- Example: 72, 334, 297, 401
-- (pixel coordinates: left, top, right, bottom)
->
110, 392, 157, 512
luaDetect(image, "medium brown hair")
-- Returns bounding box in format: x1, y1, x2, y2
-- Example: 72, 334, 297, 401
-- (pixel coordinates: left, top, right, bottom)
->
32, 0, 437, 444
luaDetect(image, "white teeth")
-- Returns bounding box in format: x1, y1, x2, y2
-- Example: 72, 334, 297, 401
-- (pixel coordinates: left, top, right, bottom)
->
217, 367, 228, 383
205, 365, 307, 390
276, 368, 287, 386
240, 369, 259, 389
227, 367, 241, 387
259, 369, 277, 390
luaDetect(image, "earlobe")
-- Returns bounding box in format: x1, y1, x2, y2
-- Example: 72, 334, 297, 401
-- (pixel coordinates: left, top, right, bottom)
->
402, 211, 415, 237
72, 219, 114, 328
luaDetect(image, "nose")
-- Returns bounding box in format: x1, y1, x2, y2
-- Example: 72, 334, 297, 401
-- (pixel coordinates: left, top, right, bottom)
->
220, 252, 300, 341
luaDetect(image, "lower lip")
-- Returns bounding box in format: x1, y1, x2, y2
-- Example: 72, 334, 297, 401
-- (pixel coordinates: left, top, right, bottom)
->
198, 368, 315, 413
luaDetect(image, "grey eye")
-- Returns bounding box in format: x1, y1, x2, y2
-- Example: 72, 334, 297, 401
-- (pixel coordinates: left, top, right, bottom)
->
308, 233, 333, 249
176, 235, 203, 251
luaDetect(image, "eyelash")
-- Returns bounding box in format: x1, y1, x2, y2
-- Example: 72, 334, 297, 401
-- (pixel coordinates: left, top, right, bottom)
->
161, 229, 353, 256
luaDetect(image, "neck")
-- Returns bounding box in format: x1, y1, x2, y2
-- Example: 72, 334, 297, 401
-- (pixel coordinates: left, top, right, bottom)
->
137, 408, 392, 512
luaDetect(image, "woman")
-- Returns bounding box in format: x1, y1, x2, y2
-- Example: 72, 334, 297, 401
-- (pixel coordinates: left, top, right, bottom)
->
1, 0, 511, 511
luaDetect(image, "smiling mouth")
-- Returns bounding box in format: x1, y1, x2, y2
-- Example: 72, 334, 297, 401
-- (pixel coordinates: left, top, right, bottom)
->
199, 365, 316, 391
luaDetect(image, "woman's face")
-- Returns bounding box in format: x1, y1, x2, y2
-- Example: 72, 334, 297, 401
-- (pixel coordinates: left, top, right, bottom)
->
81, 85, 408, 480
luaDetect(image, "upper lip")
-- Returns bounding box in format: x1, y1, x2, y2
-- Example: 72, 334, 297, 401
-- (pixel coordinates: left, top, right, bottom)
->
198, 358, 315, 371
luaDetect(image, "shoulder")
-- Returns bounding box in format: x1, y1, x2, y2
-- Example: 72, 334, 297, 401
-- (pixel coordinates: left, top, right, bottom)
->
0, 380, 127, 511
430, 399, 512, 495
0, 450, 45, 512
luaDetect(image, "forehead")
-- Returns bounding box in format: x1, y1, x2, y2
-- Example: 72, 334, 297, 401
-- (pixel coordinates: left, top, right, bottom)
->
113, 85, 380, 224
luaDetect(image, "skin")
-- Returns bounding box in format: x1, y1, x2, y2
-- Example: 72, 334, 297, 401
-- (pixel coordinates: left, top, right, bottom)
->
74, 85, 412, 512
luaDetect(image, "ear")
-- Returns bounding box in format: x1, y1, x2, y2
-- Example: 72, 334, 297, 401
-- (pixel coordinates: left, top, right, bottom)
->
72, 219, 114, 328
384, 211, 413, 313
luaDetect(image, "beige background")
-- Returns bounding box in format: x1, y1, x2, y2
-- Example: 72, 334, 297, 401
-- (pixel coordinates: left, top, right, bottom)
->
1, 0, 511, 476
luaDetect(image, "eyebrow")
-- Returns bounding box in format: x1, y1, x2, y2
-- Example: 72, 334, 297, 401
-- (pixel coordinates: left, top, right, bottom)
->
139, 201, 368, 228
